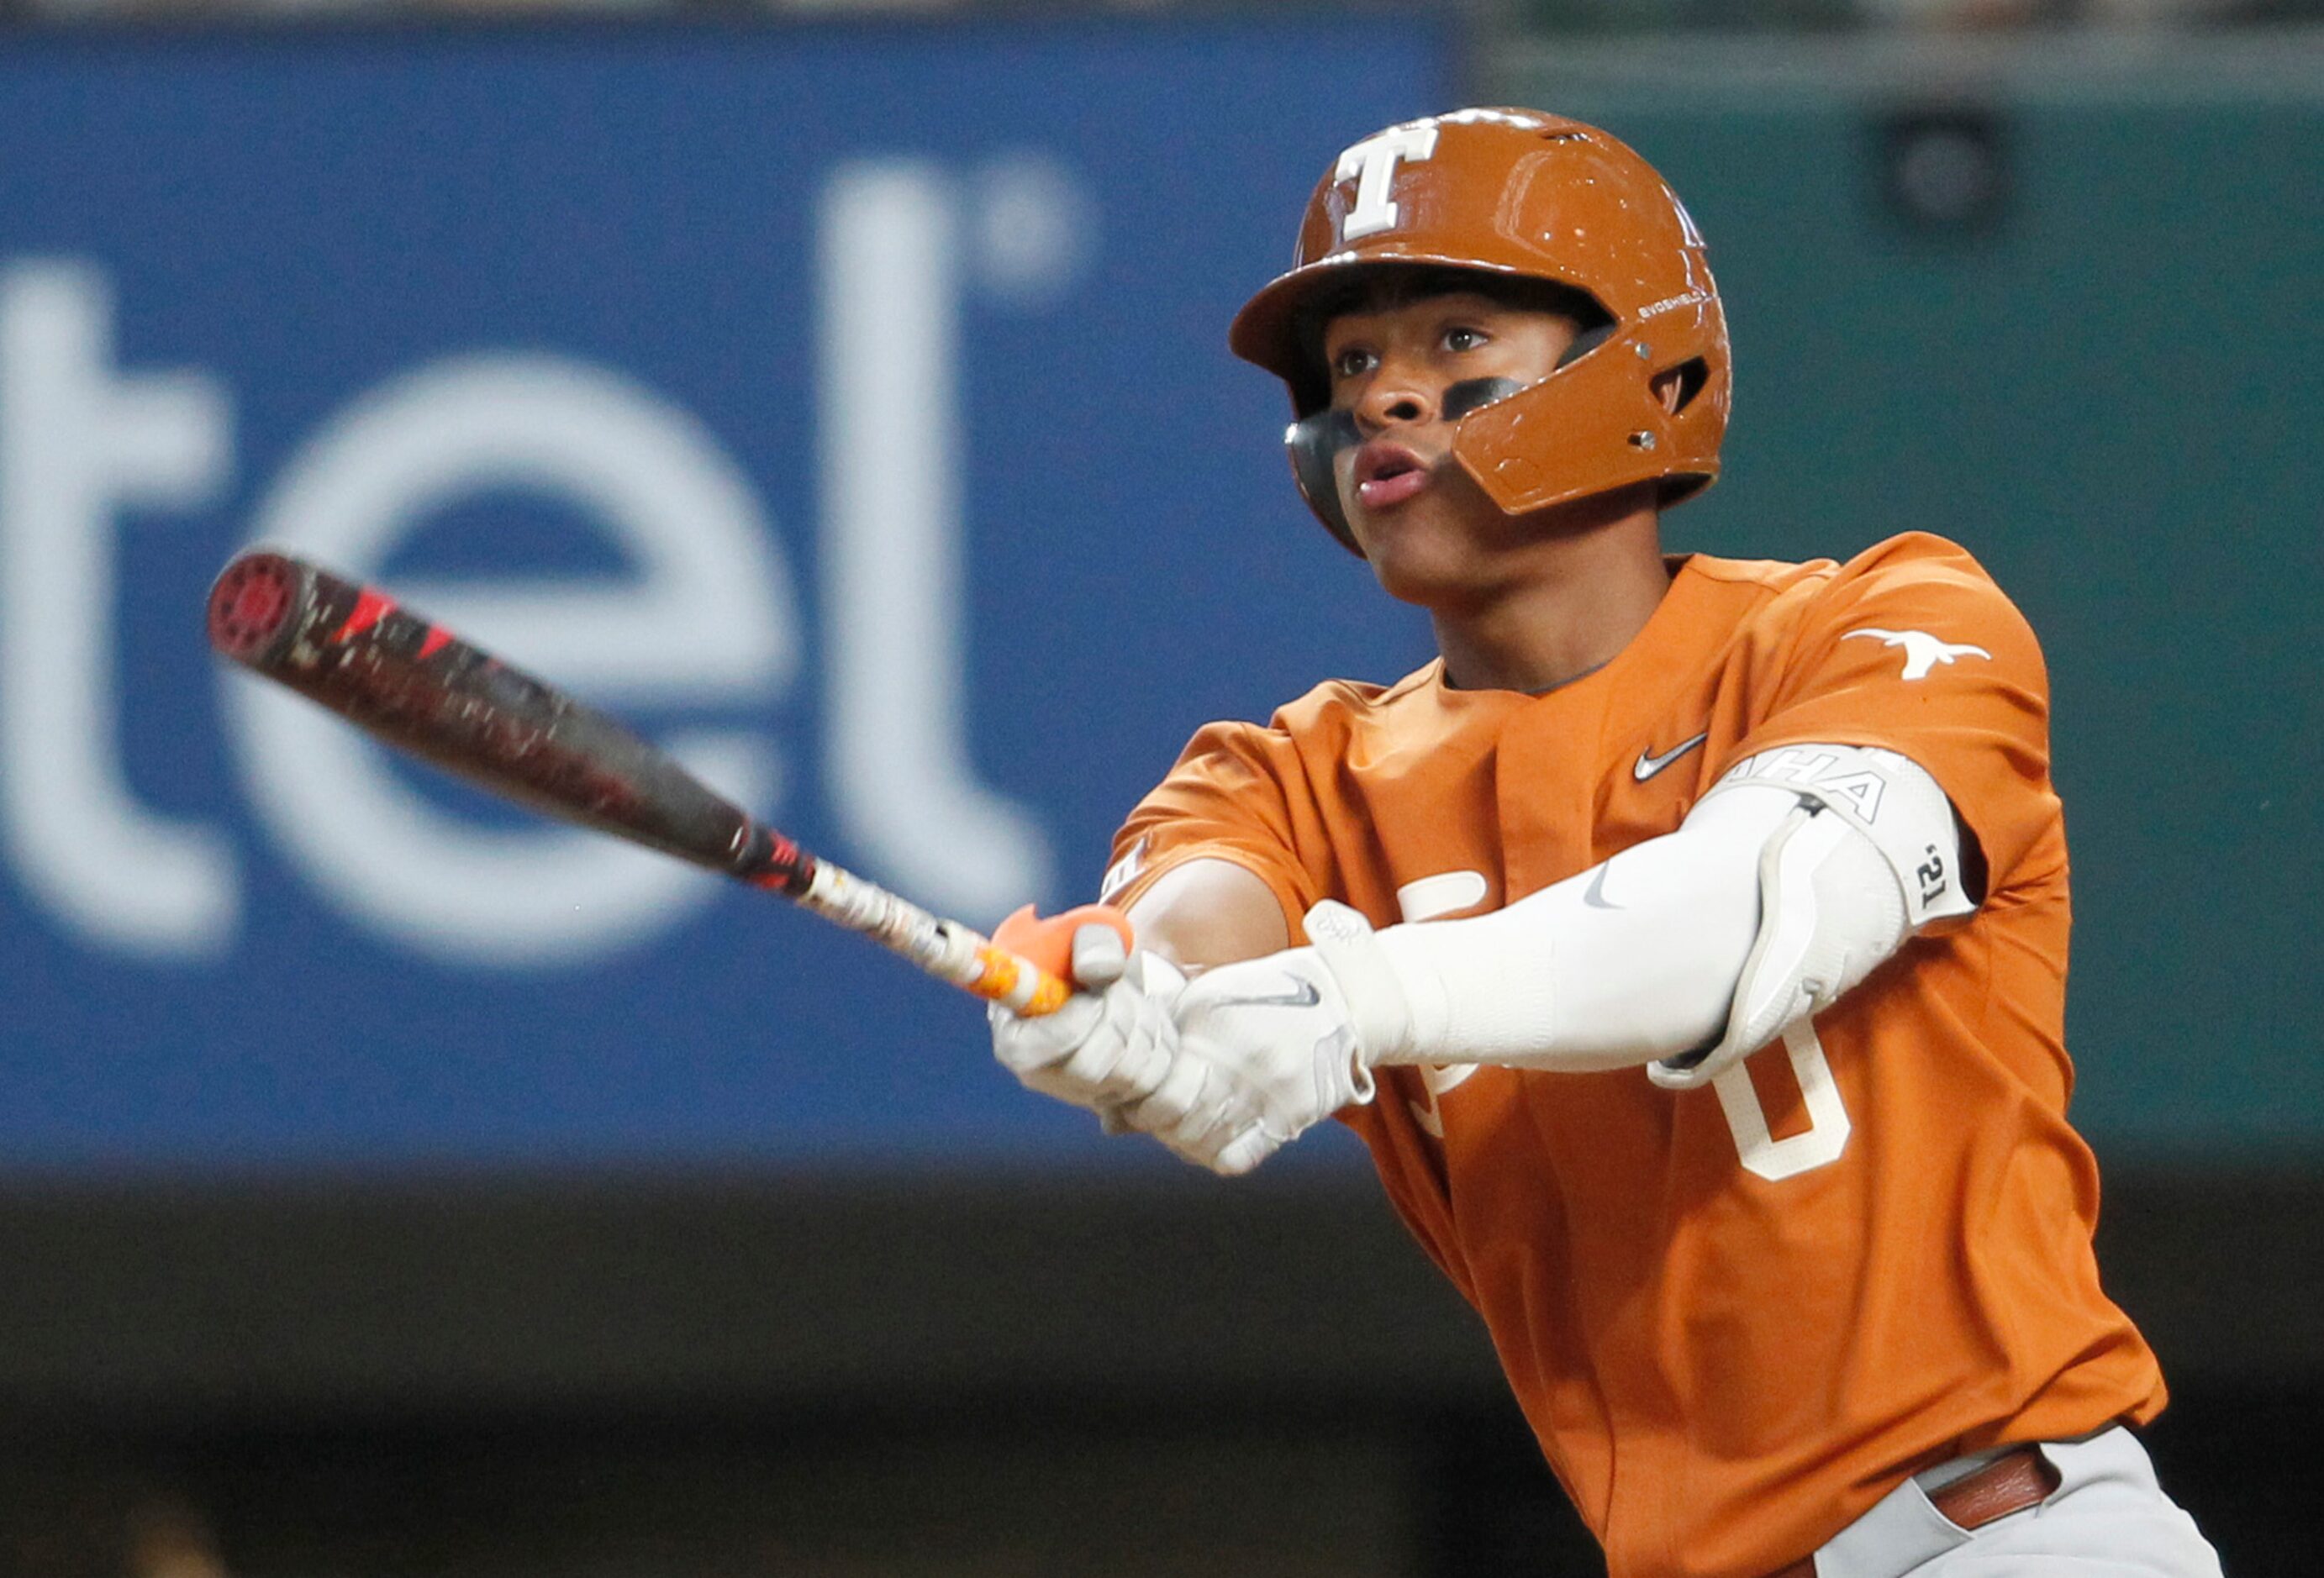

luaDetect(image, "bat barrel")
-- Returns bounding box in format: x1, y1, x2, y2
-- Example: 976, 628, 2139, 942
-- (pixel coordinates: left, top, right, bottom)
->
204, 548, 1082, 1017
206, 548, 778, 880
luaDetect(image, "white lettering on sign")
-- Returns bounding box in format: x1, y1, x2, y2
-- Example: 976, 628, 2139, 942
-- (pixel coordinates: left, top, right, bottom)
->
1335, 125, 1441, 242
0, 260, 238, 959
818, 161, 1057, 924
2, 167, 1081, 965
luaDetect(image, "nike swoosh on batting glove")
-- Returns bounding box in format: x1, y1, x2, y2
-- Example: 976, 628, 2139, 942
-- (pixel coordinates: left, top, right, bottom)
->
989, 923, 1187, 1118
1121, 901, 1405, 1176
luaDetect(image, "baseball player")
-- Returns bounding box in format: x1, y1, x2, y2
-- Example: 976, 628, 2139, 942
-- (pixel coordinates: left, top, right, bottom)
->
990, 108, 2222, 1577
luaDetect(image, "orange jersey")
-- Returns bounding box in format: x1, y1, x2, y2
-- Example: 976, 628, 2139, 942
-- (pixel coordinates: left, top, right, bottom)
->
1105, 533, 2163, 1578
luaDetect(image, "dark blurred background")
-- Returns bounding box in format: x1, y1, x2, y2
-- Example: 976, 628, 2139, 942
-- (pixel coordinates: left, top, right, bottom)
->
0, 2, 2316, 1574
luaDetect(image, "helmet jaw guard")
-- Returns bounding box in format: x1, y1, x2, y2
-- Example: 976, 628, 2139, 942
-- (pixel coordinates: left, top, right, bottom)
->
1285, 408, 1362, 551
1231, 108, 1731, 549
1288, 377, 1528, 554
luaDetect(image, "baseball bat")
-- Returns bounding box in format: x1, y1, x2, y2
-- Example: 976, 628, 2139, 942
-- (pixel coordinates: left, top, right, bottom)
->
204, 548, 1125, 1016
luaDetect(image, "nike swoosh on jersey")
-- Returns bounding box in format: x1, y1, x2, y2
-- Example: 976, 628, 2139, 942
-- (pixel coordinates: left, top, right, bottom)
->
1209, 976, 1322, 1010
1633, 730, 1710, 781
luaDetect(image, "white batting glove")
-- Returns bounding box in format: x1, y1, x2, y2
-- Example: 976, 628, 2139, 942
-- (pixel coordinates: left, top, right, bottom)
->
988, 923, 1188, 1119
1122, 901, 1409, 1176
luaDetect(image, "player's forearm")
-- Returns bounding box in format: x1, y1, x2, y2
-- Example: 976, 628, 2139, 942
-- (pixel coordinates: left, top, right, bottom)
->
1364, 785, 1789, 1070
1356, 738, 1972, 1080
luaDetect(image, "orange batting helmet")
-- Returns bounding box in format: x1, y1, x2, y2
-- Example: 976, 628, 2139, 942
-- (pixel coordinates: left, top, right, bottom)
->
1230, 108, 1731, 552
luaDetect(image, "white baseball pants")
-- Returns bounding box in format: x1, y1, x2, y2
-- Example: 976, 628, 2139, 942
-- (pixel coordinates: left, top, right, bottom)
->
1810, 1426, 2223, 1576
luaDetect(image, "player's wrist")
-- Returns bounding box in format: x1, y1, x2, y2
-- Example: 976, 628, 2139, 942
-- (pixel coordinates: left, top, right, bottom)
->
1301, 900, 1431, 1066
1320, 900, 1562, 1070
1361, 920, 1468, 1064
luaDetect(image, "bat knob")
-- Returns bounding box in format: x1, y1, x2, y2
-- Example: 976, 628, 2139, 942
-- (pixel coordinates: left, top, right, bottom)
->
993, 902, 1137, 988
208, 551, 303, 662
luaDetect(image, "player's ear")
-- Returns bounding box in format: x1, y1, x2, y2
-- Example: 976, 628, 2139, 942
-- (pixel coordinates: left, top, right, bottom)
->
1650, 366, 1685, 414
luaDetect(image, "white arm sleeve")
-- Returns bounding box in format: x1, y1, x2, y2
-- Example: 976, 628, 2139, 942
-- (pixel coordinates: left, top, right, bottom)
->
1362, 744, 1966, 1075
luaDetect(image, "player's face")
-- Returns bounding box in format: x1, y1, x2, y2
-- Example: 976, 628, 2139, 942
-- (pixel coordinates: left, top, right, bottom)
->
1321, 292, 1584, 601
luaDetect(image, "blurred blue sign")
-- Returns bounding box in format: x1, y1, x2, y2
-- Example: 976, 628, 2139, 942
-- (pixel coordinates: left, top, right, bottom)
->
0, 24, 1447, 1171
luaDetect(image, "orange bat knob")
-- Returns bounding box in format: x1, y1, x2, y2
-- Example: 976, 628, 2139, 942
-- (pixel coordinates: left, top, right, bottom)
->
993, 902, 1137, 989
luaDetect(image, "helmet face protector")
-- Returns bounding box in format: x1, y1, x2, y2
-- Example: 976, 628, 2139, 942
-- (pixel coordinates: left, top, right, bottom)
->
1230, 108, 1731, 553
1286, 376, 1527, 546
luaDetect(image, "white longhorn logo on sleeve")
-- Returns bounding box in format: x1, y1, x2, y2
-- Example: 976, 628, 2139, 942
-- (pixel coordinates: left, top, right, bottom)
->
1335, 126, 1441, 242
1844, 627, 1991, 681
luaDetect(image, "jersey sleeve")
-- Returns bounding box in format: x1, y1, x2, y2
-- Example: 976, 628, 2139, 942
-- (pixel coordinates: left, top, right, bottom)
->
1719, 534, 2060, 911
1101, 718, 1325, 941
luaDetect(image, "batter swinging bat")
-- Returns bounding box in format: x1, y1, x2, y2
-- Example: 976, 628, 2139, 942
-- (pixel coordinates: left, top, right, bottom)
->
205, 549, 1125, 1016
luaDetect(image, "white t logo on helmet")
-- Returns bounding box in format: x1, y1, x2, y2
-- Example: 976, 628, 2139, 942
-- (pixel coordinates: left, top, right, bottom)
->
1335, 125, 1441, 242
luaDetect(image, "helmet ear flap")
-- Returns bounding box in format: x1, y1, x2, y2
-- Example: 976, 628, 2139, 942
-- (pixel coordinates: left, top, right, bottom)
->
1285, 408, 1363, 554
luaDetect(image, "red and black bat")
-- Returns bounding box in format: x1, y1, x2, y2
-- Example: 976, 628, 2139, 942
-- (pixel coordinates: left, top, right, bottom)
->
205, 549, 1123, 1014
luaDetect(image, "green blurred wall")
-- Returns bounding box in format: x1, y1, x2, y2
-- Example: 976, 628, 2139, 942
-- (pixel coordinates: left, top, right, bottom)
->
1494, 45, 2321, 1160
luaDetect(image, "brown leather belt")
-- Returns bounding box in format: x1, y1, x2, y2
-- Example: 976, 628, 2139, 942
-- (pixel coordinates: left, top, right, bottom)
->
1763, 1447, 2060, 1578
